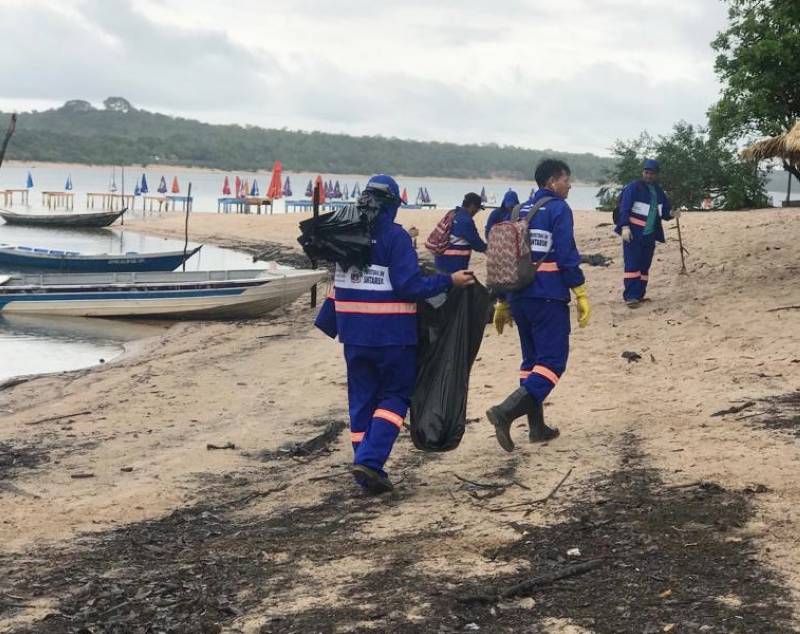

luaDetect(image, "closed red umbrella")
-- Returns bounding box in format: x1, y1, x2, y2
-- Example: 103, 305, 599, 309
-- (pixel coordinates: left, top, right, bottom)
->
171, 176, 180, 194
314, 174, 326, 204
222, 176, 231, 195
235, 175, 241, 196
401, 187, 408, 204
267, 160, 283, 199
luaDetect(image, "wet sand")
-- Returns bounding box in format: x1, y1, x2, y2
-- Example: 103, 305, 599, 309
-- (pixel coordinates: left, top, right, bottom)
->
1, 207, 799, 632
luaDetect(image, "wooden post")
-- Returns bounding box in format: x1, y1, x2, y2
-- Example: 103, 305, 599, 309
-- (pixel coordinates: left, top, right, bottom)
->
787, 170, 793, 204
310, 183, 320, 308
182, 183, 192, 271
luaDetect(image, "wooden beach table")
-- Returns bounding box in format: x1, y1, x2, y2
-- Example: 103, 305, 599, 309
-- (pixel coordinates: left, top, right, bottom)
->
3, 189, 30, 206
42, 191, 75, 210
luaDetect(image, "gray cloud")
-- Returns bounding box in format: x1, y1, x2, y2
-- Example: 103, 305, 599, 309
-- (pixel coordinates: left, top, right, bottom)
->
1, 0, 730, 154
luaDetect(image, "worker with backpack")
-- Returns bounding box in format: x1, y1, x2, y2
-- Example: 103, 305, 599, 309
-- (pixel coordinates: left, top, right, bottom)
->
426, 192, 487, 273
485, 159, 591, 451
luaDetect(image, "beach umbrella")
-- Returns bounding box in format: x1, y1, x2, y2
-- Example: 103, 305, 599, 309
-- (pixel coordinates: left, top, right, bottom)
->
343, 183, 349, 199
157, 176, 168, 194
315, 174, 326, 203
480, 186, 488, 203
222, 176, 231, 196
64, 175, 73, 191
171, 176, 180, 194
250, 179, 260, 196
283, 176, 292, 197
333, 180, 342, 198
134, 182, 141, 196
234, 175, 242, 197
242, 179, 250, 197
424, 187, 431, 203
267, 160, 284, 199
353, 182, 361, 198
140, 174, 149, 194
305, 179, 313, 197
25, 171, 34, 188
401, 187, 408, 204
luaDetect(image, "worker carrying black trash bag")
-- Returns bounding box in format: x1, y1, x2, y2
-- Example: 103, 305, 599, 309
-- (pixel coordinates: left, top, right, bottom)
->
410, 282, 492, 452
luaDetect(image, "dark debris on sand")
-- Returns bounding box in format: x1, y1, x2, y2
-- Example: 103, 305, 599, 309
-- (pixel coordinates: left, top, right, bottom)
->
0, 431, 794, 633
0, 441, 49, 481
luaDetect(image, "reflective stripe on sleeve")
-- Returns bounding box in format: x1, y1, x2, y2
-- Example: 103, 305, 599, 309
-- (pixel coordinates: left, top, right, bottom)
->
537, 262, 560, 272
334, 300, 417, 315
629, 217, 647, 227
350, 431, 365, 443
373, 408, 405, 429
532, 365, 560, 386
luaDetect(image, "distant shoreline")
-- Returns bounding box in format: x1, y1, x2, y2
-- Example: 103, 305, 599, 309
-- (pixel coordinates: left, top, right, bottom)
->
2, 160, 596, 187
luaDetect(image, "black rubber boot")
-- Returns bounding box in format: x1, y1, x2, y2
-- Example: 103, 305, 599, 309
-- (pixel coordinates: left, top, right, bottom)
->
486, 387, 535, 452
527, 401, 560, 443
352, 464, 393, 495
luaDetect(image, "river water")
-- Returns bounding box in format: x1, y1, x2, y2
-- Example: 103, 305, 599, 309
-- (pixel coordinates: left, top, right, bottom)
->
0, 224, 261, 382
0, 162, 789, 381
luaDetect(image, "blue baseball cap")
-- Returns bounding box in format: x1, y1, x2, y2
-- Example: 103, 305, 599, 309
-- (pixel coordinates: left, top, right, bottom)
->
643, 159, 660, 173
366, 174, 401, 202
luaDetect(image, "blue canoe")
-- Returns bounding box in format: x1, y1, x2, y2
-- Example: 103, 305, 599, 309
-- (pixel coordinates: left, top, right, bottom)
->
0, 243, 203, 273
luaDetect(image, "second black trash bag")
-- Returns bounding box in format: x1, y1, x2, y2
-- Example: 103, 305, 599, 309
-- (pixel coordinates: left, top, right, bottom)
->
410, 282, 492, 452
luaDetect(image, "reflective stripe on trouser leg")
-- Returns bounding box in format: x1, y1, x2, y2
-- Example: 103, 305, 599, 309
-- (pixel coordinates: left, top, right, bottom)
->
352, 345, 416, 476
344, 345, 380, 453
511, 298, 570, 404
623, 233, 657, 301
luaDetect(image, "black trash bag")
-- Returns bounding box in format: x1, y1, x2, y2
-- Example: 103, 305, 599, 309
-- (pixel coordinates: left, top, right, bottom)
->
297, 189, 390, 271
410, 282, 492, 452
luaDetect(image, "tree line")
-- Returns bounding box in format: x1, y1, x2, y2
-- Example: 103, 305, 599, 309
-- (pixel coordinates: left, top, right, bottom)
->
2, 97, 614, 183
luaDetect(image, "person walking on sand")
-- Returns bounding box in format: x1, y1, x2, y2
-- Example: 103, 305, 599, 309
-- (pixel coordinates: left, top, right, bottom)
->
486, 159, 590, 450
314, 174, 475, 494
616, 159, 679, 307
434, 192, 488, 274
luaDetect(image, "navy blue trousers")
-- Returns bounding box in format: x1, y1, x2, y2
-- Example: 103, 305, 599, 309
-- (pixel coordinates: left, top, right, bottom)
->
510, 298, 570, 404
623, 232, 657, 301
344, 344, 416, 477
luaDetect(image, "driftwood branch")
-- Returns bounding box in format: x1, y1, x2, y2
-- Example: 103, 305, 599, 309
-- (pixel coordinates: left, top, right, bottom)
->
0, 113, 17, 169
767, 305, 800, 313
459, 558, 606, 603
490, 467, 574, 513
711, 402, 754, 417
24, 410, 92, 426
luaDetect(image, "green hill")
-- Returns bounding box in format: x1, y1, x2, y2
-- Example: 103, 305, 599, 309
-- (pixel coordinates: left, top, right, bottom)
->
3, 97, 615, 182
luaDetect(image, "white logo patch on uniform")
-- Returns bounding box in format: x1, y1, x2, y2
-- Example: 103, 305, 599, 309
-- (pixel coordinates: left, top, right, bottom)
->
335, 264, 394, 291
529, 229, 553, 253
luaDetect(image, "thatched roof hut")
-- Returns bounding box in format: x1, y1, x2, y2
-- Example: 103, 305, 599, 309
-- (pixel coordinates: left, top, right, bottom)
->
742, 121, 800, 167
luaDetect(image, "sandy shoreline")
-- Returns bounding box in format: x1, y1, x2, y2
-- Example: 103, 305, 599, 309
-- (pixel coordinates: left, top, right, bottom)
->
1, 208, 799, 631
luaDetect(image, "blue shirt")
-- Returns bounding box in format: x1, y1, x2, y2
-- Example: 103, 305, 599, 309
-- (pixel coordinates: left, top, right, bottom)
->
434, 207, 487, 273
616, 180, 672, 243
315, 202, 452, 346
509, 189, 585, 303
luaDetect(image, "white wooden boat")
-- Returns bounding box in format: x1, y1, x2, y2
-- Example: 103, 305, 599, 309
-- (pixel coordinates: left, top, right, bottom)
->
0, 268, 327, 320
0, 208, 125, 228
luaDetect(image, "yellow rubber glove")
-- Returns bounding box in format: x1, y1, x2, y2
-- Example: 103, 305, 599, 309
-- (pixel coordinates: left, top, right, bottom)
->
572, 284, 590, 328
493, 301, 514, 335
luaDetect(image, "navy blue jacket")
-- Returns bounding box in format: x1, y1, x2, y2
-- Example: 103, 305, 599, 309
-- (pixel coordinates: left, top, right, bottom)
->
616, 180, 673, 243
434, 207, 487, 273
510, 188, 585, 303
315, 201, 452, 346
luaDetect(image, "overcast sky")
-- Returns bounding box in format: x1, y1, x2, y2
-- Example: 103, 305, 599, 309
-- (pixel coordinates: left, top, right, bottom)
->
0, 0, 730, 156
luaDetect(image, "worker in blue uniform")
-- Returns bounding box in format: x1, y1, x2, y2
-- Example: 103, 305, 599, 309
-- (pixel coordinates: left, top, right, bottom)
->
315, 174, 475, 494
434, 192, 487, 274
486, 189, 519, 240
486, 160, 590, 450
616, 159, 679, 307
485, 190, 521, 334
485, 190, 521, 240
